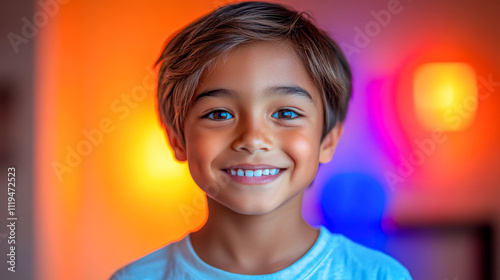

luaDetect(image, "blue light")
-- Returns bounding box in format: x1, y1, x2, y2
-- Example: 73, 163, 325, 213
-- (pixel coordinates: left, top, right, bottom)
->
320, 172, 388, 250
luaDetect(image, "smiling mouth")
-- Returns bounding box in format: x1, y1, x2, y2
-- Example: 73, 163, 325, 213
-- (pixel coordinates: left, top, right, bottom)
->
223, 168, 283, 177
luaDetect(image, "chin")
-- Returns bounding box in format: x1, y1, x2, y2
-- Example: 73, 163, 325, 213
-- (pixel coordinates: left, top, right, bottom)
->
231, 207, 277, 216
220, 197, 280, 216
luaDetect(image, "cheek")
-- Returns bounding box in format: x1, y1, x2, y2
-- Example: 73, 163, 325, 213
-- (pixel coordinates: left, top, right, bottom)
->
184, 127, 225, 182
281, 130, 321, 167
280, 131, 320, 189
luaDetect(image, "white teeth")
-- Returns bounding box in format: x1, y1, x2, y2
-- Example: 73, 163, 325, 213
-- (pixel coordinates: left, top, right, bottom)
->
227, 168, 281, 177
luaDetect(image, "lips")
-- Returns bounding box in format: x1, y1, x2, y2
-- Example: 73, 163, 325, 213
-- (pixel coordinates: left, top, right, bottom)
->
224, 164, 283, 170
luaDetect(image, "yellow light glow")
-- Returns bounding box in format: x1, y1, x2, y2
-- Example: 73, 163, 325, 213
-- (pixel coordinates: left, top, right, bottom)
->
118, 110, 200, 207
127, 116, 189, 183
143, 125, 187, 180
413, 63, 477, 131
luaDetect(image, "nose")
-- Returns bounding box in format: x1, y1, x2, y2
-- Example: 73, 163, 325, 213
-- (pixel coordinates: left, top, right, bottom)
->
231, 114, 273, 154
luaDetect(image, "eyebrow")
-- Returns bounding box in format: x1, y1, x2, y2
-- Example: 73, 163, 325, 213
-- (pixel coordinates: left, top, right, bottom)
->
193, 86, 313, 104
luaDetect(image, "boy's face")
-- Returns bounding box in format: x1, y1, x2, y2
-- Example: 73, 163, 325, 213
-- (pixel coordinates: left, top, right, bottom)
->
168, 41, 341, 215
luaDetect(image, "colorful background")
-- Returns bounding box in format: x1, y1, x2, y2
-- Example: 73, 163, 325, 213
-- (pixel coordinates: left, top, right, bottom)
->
1, 0, 499, 279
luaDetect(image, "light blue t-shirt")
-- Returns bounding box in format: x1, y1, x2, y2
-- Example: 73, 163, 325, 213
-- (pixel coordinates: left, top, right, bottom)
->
110, 227, 412, 279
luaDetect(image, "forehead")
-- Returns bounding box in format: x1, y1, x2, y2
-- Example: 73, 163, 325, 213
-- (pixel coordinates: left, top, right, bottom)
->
195, 41, 320, 102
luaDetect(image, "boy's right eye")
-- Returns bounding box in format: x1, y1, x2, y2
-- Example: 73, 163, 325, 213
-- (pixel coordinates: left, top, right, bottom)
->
204, 110, 234, 120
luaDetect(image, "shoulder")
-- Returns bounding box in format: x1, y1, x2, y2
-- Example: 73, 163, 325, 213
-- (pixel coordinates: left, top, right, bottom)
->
318, 228, 412, 279
109, 237, 187, 280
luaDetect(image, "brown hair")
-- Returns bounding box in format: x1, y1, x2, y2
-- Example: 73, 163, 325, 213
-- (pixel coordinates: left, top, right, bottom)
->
156, 1, 352, 144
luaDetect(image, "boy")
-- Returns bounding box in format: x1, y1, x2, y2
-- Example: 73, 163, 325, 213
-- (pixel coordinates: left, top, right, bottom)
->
111, 1, 412, 279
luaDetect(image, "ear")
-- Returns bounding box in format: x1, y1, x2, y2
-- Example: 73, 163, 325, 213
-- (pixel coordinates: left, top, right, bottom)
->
165, 125, 187, 161
319, 124, 343, 164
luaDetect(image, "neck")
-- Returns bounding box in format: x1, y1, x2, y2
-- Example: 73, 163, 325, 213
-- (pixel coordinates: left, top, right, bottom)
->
190, 193, 319, 275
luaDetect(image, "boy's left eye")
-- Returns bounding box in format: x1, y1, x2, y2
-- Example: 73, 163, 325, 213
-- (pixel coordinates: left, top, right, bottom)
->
272, 109, 300, 119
